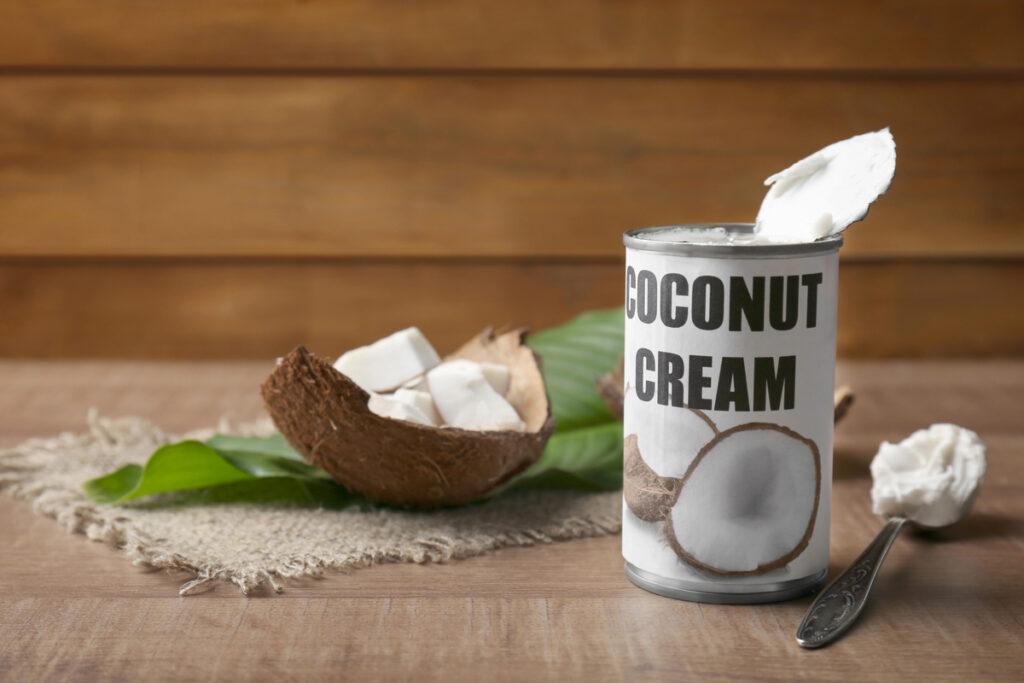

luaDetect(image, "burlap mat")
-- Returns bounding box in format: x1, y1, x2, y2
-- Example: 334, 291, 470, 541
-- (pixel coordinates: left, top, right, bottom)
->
0, 412, 621, 595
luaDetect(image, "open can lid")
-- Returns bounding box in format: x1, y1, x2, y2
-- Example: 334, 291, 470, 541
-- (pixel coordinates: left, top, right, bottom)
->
624, 224, 843, 259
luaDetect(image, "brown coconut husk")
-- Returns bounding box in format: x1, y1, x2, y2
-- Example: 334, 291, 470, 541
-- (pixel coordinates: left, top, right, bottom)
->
260, 328, 555, 507
622, 433, 681, 522
833, 385, 854, 424
596, 355, 625, 420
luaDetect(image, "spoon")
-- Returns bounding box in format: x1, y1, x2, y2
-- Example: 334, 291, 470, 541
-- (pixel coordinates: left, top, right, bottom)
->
795, 517, 910, 647
798, 424, 986, 648
796, 516, 924, 647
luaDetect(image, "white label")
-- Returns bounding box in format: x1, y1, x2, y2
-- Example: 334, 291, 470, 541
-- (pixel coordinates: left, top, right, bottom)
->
622, 248, 837, 587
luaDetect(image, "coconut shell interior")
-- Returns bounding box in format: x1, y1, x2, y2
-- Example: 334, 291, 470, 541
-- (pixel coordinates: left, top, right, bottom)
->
260, 328, 555, 507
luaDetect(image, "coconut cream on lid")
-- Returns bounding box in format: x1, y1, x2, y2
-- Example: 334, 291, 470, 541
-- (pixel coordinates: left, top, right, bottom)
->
870, 424, 987, 527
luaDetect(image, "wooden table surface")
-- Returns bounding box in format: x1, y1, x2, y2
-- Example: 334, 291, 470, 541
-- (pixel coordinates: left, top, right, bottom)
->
1, 359, 1022, 681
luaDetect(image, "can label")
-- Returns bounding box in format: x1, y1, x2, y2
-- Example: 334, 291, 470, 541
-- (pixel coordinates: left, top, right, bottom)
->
622, 246, 837, 591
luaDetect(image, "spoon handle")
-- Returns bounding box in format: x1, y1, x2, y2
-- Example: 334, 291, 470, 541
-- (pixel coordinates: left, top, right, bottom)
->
796, 516, 908, 648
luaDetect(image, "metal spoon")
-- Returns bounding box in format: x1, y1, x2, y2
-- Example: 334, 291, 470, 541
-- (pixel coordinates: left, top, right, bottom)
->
795, 516, 912, 648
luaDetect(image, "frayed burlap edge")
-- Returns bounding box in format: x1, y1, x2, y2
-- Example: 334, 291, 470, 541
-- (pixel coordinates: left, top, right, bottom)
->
0, 411, 622, 596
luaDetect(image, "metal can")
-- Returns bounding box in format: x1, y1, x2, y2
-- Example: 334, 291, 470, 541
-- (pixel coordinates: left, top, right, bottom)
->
621, 224, 841, 604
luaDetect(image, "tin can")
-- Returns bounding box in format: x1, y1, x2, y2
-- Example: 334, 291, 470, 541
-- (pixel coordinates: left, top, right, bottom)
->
621, 224, 841, 604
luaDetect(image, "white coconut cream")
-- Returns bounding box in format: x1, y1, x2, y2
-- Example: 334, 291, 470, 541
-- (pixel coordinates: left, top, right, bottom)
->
755, 128, 897, 243
636, 129, 897, 247
870, 424, 987, 528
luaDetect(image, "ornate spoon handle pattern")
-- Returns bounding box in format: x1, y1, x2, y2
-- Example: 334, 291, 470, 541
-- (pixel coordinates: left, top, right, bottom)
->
796, 516, 908, 648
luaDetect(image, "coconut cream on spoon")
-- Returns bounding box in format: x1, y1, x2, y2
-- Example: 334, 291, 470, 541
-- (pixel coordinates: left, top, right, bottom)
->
870, 423, 987, 527
797, 425, 987, 647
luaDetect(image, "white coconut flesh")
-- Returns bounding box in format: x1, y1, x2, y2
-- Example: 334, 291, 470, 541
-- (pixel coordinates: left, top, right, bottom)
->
334, 327, 442, 393
367, 388, 443, 427
628, 394, 718, 478
401, 375, 428, 392
621, 499, 684, 575
366, 392, 437, 427
427, 359, 526, 432
334, 328, 523, 432
667, 427, 819, 574
394, 388, 441, 424
755, 128, 896, 243
403, 363, 507, 395
479, 362, 511, 396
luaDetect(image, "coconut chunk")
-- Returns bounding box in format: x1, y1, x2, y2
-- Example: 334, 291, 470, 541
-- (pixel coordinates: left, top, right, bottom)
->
367, 387, 441, 427
480, 362, 511, 396
427, 360, 526, 432
334, 327, 441, 392
393, 388, 442, 425
367, 392, 437, 427
401, 375, 428, 392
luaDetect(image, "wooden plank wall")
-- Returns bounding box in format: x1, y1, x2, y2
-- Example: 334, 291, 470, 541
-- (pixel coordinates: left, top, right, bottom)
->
1, 1, 1022, 358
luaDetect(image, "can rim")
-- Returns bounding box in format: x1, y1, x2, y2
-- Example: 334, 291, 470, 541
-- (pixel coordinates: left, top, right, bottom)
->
624, 563, 827, 605
623, 223, 843, 258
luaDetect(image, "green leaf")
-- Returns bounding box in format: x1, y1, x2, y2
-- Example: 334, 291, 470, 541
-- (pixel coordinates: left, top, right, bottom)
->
83, 439, 357, 508
84, 441, 252, 504
147, 477, 362, 509
527, 307, 623, 432
206, 433, 305, 462
216, 449, 332, 480
496, 421, 624, 494
505, 307, 625, 493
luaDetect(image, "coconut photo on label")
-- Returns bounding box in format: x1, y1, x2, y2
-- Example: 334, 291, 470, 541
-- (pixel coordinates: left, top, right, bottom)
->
662, 423, 820, 576
623, 409, 822, 577
621, 399, 719, 578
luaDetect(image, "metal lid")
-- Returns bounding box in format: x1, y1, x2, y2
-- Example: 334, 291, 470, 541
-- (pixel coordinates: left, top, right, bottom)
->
623, 224, 843, 259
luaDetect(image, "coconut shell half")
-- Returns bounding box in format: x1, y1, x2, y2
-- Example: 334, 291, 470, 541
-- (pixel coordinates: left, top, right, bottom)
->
596, 355, 625, 420
623, 433, 681, 522
260, 328, 555, 507
833, 385, 854, 424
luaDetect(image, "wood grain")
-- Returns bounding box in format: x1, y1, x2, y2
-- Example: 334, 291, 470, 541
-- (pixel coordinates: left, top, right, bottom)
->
1, 359, 1022, 681
1, 75, 1023, 258
0, 259, 1020, 358
0, 0, 1022, 70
